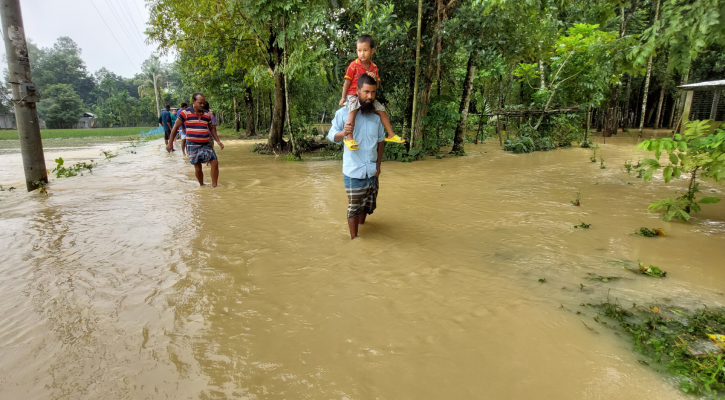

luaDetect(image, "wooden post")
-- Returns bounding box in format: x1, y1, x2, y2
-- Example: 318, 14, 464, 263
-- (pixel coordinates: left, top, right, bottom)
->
496, 114, 502, 146
710, 89, 721, 121
682, 90, 694, 128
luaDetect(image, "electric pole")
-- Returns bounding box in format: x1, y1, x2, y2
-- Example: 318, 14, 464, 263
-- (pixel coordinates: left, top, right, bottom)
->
1, 0, 47, 191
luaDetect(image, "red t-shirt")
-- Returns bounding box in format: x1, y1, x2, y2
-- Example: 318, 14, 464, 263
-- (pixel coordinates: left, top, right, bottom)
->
344, 58, 380, 96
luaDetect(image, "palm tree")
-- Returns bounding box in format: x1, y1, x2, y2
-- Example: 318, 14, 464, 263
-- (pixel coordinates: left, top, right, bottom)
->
139, 57, 163, 118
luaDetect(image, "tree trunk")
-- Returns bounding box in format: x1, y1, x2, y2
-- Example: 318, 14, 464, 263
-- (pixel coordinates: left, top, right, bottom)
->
623, 74, 632, 127
152, 74, 160, 118
412, 0, 446, 146
638, 0, 661, 137
267, 41, 287, 150
233, 97, 240, 133
672, 69, 690, 132
451, 54, 476, 154
409, 0, 423, 147
654, 87, 665, 129
245, 85, 255, 136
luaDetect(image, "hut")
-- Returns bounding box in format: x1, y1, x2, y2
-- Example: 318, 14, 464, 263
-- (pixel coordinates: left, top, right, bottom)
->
76, 112, 97, 129
679, 80, 724, 130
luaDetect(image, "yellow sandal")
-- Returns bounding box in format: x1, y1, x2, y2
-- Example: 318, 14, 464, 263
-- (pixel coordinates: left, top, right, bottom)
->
344, 138, 359, 150
384, 134, 406, 143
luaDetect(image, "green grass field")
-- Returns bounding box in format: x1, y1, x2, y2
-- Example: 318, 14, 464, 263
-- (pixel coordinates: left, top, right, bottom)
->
0, 127, 157, 140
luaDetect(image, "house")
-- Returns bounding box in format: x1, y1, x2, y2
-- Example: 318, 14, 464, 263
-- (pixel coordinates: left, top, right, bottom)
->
0, 114, 14, 129
679, 80, 724, 130
76, 112, 97, 129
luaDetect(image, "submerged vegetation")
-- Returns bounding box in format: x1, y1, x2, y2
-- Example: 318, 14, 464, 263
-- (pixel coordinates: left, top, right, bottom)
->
596, 300, 725, 395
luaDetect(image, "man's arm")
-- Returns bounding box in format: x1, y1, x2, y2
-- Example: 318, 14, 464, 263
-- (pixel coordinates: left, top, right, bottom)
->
209, 124, 224, 150
166, 117, 184, 152
375, 141, 384, 177
328, 113, 352, 143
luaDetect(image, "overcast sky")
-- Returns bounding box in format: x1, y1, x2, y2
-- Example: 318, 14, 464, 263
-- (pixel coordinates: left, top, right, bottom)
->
1, 0, 168, 78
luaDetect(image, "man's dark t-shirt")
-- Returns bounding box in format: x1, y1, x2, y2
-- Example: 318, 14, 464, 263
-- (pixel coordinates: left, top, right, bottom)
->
160, 110, 172, 131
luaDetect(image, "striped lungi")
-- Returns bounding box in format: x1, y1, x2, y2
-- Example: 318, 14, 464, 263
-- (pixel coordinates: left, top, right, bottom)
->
186, 141, 217, 165
344, 175, 379, 220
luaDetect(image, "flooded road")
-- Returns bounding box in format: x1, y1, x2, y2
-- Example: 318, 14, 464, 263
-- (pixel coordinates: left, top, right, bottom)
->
1, 136, 724, 399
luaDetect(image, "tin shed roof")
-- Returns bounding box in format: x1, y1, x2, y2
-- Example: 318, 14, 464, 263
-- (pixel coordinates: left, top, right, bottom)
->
678, 80, 725, 91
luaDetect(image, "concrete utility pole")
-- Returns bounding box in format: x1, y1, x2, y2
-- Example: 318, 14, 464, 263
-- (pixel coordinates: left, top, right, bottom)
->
1, 0, 47, 191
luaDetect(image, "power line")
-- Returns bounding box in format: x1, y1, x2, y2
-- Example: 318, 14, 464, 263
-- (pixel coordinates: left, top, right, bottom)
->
115, 0, 150, 57
89, 0, 138, 71
130, 0, 146, 24
103, 0, 147, 60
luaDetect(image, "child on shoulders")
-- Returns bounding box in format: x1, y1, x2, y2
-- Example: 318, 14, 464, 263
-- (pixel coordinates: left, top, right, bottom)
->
339, 35, 405, 150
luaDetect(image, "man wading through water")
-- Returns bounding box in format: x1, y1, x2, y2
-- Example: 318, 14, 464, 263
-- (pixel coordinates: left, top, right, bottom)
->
328, 74, 385, 240
168, 93, 224, 187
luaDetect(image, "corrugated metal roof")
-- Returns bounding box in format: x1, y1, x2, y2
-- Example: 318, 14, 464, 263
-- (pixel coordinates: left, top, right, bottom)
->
678, 80, 725, 90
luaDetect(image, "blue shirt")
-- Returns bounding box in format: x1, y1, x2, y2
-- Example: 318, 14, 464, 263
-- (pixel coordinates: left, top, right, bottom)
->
160, 110, 172, 130
327, 107, 385, 179
176, 109, 185, 132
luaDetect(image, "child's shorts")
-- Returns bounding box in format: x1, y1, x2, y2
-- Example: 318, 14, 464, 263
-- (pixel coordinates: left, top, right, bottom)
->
346, 95, 385, 112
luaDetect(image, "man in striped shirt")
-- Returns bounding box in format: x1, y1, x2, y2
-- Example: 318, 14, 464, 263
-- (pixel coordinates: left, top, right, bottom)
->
168, 93, 225, 187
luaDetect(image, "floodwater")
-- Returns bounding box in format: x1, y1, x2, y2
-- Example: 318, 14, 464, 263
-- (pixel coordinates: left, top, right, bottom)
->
1, 135, 724, 399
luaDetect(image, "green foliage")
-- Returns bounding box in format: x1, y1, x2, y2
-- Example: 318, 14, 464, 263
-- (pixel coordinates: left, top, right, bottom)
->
638, 120, 725, 221
571, 189, 581, 206
37, 84, 84, 129
33, 180, 48, 195
635, 227, 665, 237
100, 150, 117, 160
597, 301, 725, 395
538, 278, 547, 283
384, 143, 421, 162
0, 185, 16, 192
574, 221, 591, 229
51, 157, 95, 178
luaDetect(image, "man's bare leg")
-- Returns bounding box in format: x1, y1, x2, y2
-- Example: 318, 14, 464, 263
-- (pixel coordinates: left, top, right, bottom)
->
210, 159, 219, 187
347, 216, 360, 240
194, 163, 205, 186
359, 213, 367, 225
181, 139, 186, 155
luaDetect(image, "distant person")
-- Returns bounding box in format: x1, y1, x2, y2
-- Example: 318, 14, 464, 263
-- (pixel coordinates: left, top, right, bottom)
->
339, 35, 404, 150
328, 74, 385, 240
167, 93, 224, 187
160, 105, 174, 151
177, 102, 188, 155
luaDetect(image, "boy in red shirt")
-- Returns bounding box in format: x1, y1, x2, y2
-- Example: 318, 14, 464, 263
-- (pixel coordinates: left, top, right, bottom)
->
339, 35, 405, 150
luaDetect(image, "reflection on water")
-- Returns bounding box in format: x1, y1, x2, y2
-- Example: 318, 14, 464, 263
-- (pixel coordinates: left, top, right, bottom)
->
1, 137, 724, 399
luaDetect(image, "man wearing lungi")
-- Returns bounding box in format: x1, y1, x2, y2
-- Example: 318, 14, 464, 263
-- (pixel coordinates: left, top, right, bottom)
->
328, 73, 385, 240
167, 93, 225, 187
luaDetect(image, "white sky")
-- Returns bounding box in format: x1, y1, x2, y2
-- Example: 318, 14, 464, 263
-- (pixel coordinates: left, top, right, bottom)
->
1, 0, 169, 78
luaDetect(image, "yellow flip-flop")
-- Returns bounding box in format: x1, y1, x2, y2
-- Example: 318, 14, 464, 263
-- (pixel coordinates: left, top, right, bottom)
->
385, 134, 406, 143
344, 138, 359, 150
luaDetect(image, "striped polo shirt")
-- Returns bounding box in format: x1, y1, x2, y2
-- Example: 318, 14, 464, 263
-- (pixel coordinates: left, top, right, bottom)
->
179, 107, 212, 143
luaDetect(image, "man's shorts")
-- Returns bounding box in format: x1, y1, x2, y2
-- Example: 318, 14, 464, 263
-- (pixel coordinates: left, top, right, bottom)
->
179, 130, 186, 140
187, 141, 217, 165
346, 95, 386, 113
164, 129, 171, 140
344, 175, 379, 220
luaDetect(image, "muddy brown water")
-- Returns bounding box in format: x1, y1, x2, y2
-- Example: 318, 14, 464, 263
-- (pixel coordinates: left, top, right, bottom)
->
1, 136, 724, 399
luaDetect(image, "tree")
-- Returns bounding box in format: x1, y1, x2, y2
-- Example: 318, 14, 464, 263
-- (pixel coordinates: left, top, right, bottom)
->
37, 84, 84, 129
31, 37, 95, 103
139, 57, 164, 118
